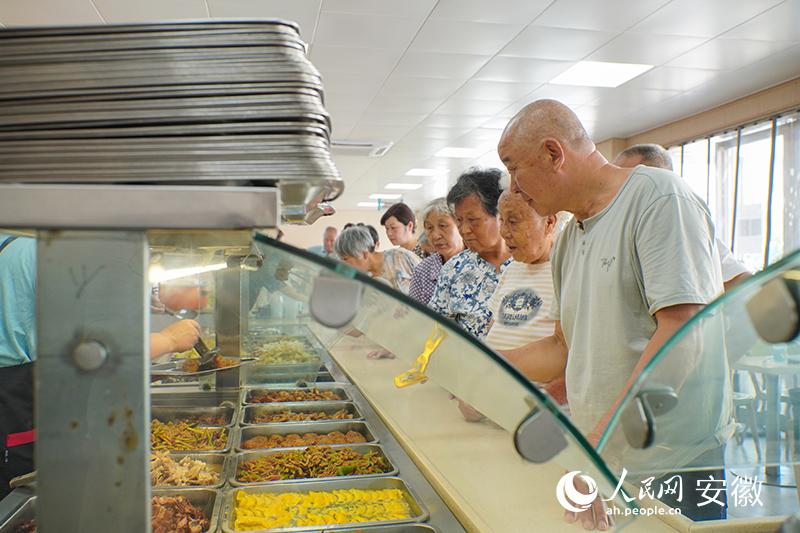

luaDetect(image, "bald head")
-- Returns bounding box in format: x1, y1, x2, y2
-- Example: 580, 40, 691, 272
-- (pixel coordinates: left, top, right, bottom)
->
501, 99, 590, 150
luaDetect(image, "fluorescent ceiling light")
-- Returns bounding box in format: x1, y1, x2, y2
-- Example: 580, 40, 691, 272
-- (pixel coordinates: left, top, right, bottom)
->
385, 183, 423, 190
370, 193, 402, 200
406, 168, 450, 177
435, 147, 483, 158
357, 202, 381, 207
550, 61, 653, 88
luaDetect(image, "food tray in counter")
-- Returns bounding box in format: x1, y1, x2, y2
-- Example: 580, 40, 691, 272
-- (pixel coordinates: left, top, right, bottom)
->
247, 335, 322, 364
152, 390, 240, 409
243, 386, 350, 404
151, 451, 230, 490
307, 525, 441, 533
236, 420, 378, 451
153, 487, 221, 533
151, 419, 233, 453
241, 360, 324, 387
0, 495, 34, 533
241, 402, 363, 425
230, 444, 398, 486
150, 357, 258, 377
152, 405, 236, 428
221, 476, 429, 532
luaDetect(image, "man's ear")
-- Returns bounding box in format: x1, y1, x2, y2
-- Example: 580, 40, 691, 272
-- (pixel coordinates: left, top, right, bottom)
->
543, 138, 565, 171
545, 215, 558, 234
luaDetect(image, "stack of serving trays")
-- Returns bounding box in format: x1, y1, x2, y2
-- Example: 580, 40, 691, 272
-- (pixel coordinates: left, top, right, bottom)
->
0, 21, 343, 221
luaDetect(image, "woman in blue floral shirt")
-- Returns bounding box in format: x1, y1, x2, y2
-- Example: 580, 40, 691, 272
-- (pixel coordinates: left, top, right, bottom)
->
428, 167, 512, 339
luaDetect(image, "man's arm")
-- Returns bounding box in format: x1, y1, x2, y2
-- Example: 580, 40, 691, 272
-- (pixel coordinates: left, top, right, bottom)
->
585, 303, 703, 447
497, 321, 568, 383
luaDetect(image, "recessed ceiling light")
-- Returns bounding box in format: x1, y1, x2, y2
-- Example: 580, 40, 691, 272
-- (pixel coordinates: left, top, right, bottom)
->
435, 147, 483, 158
385, 183, 423, 190
357, 202, 381, 207
550, 61, 653, 88
370, 193, 402, 200
406, 168, 450, 177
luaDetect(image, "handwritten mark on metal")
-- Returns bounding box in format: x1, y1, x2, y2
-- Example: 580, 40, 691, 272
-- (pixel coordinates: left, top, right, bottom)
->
70, 265, 105, 299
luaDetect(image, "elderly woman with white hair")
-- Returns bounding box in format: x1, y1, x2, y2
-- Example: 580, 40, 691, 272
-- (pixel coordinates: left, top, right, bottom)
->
408, 197, 466, 304
334, 225, 421, 294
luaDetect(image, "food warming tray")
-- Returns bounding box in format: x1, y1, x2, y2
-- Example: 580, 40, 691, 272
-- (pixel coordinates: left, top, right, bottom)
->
236, 421, 378, 452
151, 452, 230, 490
240, 402, 363, 426
229, 444, 398, 486
152, 406, 236, 428
221, 476, 429, 533
152, 487, 221, 533
0, 495, 35, 533
243, 386, 350, 404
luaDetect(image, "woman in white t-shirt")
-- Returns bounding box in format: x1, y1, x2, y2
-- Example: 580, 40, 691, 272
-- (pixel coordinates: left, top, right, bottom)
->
457, 190, 569, 420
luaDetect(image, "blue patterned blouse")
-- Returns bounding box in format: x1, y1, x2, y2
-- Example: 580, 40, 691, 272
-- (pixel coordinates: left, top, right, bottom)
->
428, 249, 512, 339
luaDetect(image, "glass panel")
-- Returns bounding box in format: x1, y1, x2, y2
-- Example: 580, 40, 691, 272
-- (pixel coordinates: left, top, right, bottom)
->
681, 138, 710, 204
734, 121, 774, 272
247, 235, 643, 530
772, 112, 800, 262
600, 248, 800, 515
710, 130, 740, 247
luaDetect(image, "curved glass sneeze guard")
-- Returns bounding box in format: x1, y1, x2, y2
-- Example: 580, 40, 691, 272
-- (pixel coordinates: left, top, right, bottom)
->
600, 248, 800, 480
249, 234, 640, 529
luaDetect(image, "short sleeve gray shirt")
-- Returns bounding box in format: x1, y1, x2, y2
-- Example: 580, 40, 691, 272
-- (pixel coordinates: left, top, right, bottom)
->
549, 165, 724, 434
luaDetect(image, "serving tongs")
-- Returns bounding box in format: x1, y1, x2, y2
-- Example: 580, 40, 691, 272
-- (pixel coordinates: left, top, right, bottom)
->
395, 325, 447, 388
193, 337, 220, 371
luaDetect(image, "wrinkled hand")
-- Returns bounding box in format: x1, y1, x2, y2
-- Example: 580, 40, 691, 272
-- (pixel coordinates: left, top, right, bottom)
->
159, 319, 202, 353
564, 471, 609, 531
366, 348, 394, 359
456, 399, 486, 422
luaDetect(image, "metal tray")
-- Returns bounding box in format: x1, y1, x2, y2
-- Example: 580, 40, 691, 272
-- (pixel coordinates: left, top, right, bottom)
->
151, 452, 229, 490
241, 402, 362, 426
151, 421, 234, 454
152, 487, 221, 533
243, 386, 350, 405
0, 496, 35, 533
221, 476, 428, 532
152, 406, 236, 428
235, 421, 378, 452
150, 357, 257, 377
229, 444, 398, 486
241, 360, 324, 387
306, 525, 441, 533
151, 390, 240, 409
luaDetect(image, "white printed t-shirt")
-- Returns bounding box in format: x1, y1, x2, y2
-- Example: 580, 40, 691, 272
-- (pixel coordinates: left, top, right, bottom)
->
485, 261, 555, 351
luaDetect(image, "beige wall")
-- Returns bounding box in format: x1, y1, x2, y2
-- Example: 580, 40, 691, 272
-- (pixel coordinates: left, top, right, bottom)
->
279, 209, 403, 251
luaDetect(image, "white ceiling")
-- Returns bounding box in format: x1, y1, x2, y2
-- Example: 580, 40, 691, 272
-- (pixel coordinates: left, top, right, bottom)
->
2, 0, 800, 211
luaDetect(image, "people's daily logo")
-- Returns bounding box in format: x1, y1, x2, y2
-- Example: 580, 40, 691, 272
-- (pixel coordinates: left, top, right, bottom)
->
556, 471, 598, 512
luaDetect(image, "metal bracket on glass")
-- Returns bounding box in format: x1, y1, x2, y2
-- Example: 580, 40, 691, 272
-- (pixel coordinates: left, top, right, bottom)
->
514, 406, 569, 463
621, 389, 679, 449
309, 275, 363, 328
395, 326, 446, 388
745, 277, 800, 343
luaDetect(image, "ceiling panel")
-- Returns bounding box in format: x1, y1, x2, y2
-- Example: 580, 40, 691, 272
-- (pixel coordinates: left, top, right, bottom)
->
586, 32, 708, 66
93, 0, 209, 23
322, 0, 436, 18
379, 76, 465, 99
629, 0, 784, 37
534, 0, 672, 32
498, 25, 618, 61
313, 11, 422, 49
365, 94, 442, 114
0, 0, 101, 25
522, 84, 611, 106
433, 99, 510, 117
392, 51, 491, 79
309, 45, 403, 75
447, 80, 542, 103
621, 66, 727, 92
666, 38, 796, 71
428, 0, 552, 24
473, 57, 574, 83
719, 1, 800, 42
406, 19, 523, 55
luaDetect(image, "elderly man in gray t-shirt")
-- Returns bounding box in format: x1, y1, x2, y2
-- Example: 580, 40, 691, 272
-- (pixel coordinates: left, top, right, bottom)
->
497, 100, 725, 529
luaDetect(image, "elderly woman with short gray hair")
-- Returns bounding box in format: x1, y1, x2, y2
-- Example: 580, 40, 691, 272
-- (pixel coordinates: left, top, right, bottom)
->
334, 225, 421, 294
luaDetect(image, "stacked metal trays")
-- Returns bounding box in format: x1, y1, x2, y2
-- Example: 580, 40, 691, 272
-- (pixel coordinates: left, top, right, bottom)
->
0, 21, 344, 217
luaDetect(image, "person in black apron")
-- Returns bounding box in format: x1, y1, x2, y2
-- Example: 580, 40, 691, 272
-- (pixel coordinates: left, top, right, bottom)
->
0, 234, 36, 500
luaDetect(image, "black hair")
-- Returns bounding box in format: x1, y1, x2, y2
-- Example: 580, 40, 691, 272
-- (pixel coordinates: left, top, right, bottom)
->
446, 166, 504, 217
